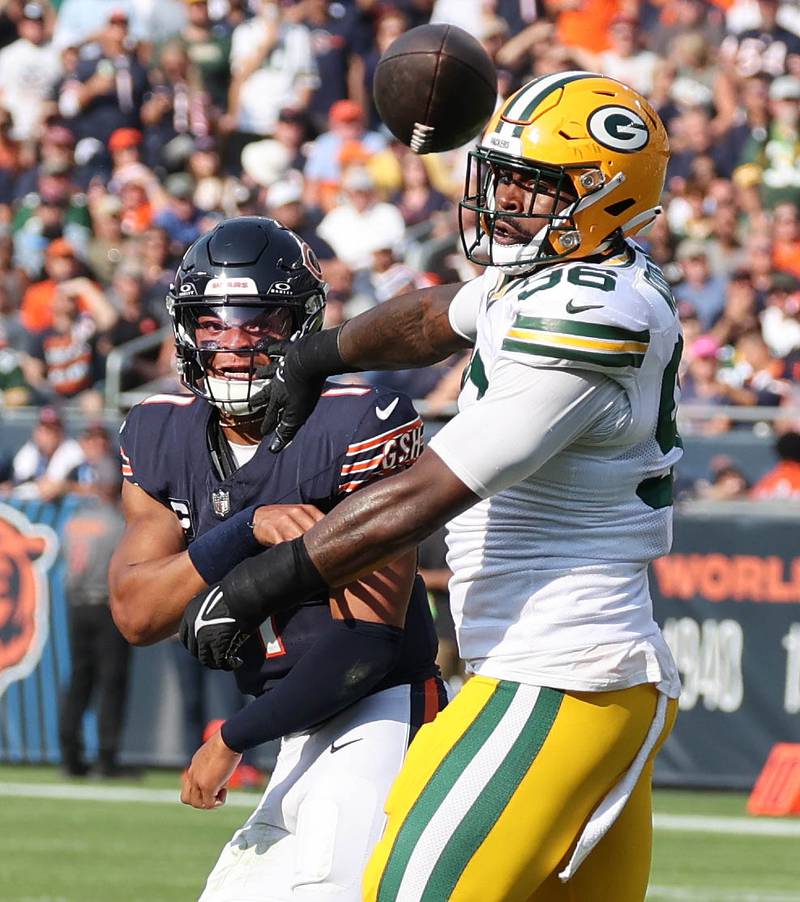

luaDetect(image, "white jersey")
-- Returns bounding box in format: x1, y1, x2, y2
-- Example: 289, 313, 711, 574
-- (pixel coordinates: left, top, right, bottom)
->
428, 241, 681, 696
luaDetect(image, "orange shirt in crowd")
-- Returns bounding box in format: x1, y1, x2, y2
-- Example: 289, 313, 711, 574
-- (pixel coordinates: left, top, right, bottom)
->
20, 280, 91, 333
750, 461, 800, 500
773, 241, 800, 279
548, 0, 623, 53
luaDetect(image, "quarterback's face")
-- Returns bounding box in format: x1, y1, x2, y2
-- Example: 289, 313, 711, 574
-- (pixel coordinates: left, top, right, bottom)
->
491, 166, 575, 246
195, 305, 293, 379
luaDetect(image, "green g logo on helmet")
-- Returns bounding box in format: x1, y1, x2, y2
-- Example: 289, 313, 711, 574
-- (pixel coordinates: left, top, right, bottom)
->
587, 106, 650, 153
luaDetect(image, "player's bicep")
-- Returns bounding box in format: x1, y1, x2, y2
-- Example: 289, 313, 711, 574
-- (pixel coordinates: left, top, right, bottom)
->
428, 359, 630, 498
329, 548, 417, 628
109, 480, 186, 589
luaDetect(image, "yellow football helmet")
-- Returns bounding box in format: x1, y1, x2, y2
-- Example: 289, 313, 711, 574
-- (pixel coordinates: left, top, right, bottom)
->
459, 71, 670, 272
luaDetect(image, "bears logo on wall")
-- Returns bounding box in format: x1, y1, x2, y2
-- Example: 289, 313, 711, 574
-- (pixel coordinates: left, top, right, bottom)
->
0, 503, 58, 699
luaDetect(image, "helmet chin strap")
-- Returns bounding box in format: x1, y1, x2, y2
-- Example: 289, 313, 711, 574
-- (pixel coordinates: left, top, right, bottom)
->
204, 373, 272, 417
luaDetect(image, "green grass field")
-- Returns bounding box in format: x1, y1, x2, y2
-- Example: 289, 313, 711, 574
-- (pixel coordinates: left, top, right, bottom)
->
1, 765, 799, 902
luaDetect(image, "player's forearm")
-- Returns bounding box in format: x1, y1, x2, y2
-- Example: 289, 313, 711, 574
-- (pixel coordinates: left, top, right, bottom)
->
218, 450, 477, 628
109, 550, 207, 645
338, 282, 470, 370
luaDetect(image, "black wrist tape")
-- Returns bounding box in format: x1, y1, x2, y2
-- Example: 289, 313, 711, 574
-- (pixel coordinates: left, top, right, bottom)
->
220, 537, 327, 630
300, 326, 356, 377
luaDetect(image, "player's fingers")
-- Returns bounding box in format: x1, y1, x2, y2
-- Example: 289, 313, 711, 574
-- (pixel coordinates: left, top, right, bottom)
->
215, 787, 228, 807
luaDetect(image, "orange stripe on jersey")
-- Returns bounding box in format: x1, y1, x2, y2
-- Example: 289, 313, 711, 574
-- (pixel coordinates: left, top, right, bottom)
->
340, 451, 385, 476
345, 417, 422, 455
340, 479, 369, 493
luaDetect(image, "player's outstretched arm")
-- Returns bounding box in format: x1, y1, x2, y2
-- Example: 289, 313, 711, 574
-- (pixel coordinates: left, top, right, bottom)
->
262, 282, 471, 451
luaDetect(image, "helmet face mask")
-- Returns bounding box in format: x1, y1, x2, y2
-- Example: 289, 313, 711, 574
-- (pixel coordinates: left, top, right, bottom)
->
459, 71, 669, 274
167, 217, 326, 416
460, 149, 581, 272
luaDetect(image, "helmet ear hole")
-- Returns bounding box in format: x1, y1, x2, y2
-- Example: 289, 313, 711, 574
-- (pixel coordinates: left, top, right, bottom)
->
605, 198, 636, 217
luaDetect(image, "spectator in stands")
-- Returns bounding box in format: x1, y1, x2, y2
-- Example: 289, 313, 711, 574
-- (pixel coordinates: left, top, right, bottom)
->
678, 335, 734, 434
751, 431, 800, 499
720, 0, 800, 79
0, 321, 31, 407
59, 445, 130, 778
57, 8, 148, 145
13, 162, 92, 275
226, 2, 317, 144
304, 99, 386, 210
14, 123, 77, 200
137, 226, 175, 316
97, 264, 163, 390
11, 405, 84, 500
362, 6, 408, 129
178, 0, 231, 114
368, 243, 435, 305
299, 0, 367, 131
19, 239, 91, 333
392, 152, 451, 229
725, 329, 792, 408
317, 165, 405, 271
87, 192, 126, 284
264, 175, 334, 262
23, 277, 116, 411
154, 172, 203, 250
674, 239, 729, 329
141, 40, 213, 171
694, 455, 750, 501
0, 2, 61, 143
575, 14, 659, 95
760, 272, 800, 358
771, 201, 800, 277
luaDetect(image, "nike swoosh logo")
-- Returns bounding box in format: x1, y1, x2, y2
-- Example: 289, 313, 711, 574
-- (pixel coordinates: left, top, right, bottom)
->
330, 737, 363, 754
194, 586, 235, 634
566, 299, 604, 314
376, 397, 399, 420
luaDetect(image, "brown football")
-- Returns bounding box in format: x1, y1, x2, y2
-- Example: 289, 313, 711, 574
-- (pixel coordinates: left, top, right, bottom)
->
373, 24, 497, 154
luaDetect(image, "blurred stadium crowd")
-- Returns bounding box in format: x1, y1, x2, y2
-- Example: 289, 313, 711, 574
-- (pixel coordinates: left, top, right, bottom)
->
2, 0, 800, 504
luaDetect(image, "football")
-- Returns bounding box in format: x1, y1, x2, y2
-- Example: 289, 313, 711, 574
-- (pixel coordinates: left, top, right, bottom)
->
373, 23, 497, 154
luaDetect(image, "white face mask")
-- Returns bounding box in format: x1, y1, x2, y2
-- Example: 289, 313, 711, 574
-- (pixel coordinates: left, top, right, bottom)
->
203, 373, 273, 416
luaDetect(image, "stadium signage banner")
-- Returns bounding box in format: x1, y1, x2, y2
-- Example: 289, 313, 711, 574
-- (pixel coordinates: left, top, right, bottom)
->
651, 512, 800, 789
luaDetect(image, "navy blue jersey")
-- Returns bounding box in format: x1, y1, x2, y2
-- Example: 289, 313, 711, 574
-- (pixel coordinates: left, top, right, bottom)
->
120, 383, 438, 697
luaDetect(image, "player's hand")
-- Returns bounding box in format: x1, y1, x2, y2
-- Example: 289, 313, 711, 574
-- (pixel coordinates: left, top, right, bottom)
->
181, 729, 241, 810
251, 503, 324, 546
251, 339, 327, 453
179, 585, 250, 670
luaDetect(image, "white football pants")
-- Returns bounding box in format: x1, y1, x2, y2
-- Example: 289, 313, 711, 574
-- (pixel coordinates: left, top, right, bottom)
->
198, 683, 439, 902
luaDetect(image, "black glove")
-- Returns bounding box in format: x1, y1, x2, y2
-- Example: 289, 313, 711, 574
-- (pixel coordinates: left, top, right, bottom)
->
179, 585, 251, 670
250, 327, 352, 453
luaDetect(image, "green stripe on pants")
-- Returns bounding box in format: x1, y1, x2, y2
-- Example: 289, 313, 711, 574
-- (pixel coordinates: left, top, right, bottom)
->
420, 687, 564, 902
377, 682, 518, 902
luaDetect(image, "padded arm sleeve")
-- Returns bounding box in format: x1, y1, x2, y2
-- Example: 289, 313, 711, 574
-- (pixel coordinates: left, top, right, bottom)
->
447, 277, 484, 342
220, 619, 403, 752
428, 358, 631, 499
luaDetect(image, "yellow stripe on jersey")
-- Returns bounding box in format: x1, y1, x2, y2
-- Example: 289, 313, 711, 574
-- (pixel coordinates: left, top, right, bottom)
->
503, 314, 650, 368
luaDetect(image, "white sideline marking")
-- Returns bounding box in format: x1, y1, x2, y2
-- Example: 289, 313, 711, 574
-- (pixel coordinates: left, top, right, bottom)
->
3, 783, 800, 837
647, 887, 800, 901
653, 813, 800, 838
0, 781, 255, 808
